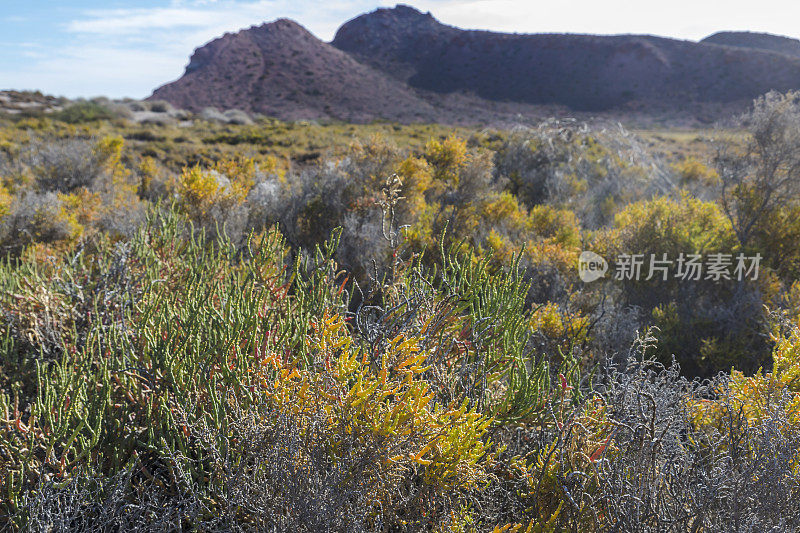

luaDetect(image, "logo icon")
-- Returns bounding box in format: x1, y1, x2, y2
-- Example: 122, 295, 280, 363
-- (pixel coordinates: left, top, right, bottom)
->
578, 251, 608, 283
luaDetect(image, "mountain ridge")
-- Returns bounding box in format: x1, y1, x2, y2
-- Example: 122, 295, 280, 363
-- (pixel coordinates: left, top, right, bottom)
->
149, 5, 800, 124
701, 31, 800, 59
332, 6, 800, 111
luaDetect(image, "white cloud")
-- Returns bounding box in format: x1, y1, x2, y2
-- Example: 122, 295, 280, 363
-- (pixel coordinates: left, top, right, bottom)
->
66, 8, 233, 34
65, 0, 372, 40
1, 45, 182, 98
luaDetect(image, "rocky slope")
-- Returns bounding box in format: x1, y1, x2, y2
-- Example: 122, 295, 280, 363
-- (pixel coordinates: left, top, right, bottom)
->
702, 31, 800, 59
150, 18, 436, 122
332, 6, 800, 112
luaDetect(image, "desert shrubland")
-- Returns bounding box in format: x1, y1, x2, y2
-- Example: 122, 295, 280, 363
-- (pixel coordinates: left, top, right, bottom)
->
1, 93, 800, 530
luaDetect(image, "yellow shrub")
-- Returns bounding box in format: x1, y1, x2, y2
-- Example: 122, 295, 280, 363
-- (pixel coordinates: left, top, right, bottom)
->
782, 281, 800, 325
59, 189, 102, 236
484, 229, 515, 264
258, 311, 492, 497
137, 156, 160, 197
692, 328, 800, 429
425, 135, 468, 185
529, 302, 589, 353
476, 195, 582, 280
529, 205, 582, 250
396, 155, 436, 215
0, 183, 11, 219
181, 165, 220, 204
177, 165, 235, 220
403, 201, 438, 252
673, 156, 719, 186
596, 194, 737, 259
212, 157, 261, 201
482, 192, 530, 234
176, 158, 265, 225
95, 136, 131, 186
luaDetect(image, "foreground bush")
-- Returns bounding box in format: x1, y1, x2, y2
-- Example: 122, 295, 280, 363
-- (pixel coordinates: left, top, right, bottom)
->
0, 207, 556, 529
588, 194, 775, 376
0, 207, 799, 531
5, 93, 800, 529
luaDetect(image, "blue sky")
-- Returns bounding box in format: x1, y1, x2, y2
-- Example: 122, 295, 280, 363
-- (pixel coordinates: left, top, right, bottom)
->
4, 0, 800, 99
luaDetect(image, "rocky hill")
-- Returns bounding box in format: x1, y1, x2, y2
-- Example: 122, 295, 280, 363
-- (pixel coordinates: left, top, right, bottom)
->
702, 31, 800, 59
149, 5, 800, 123
150, 18, 437, 122
332, 6, 800, 112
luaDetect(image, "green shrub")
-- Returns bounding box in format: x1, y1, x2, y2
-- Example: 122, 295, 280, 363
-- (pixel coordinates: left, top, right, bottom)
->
54, 101, 117, 124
